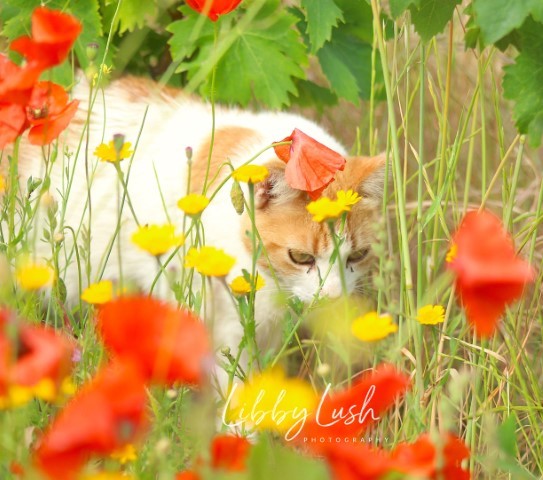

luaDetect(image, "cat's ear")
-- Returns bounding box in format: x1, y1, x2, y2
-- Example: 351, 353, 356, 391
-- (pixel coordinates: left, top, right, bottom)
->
358, 152, 388, 201
346, 153, 388, 201
254, 160, 305, 209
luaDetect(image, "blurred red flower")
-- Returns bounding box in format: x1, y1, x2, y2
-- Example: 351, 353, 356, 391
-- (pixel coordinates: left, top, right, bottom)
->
97, 296, 212, 386
298, 364, 410, 441
185, 0, 243, 21
25, 81, 79, 145
0, 104, 27, 149
35, 359, 148, 480
10, 6, 82, 69
392, 433, 471, 479
312, 432, 470, 480
447, 210, 535, 337
274, 128, 346, 200
176, 434, 251, 479
0, 308, 74, 396
0, 54, 42, 105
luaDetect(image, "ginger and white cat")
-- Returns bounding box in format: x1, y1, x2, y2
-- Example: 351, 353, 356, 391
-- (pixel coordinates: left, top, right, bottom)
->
7, 75, 385, 369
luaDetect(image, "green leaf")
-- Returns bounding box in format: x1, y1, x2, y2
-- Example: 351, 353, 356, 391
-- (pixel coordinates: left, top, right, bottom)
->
497, 415, 518, 458
472, 0, 543, 45
170, 1, 307, 108
301, 0, 344, 53
317, 30, 379, 104
292, 80, 338, 113
389, 0, 420, 18
503, 19, 543, 147
117, 0, 158, 34
248, 436, 329, 480
409, 0, 462, 42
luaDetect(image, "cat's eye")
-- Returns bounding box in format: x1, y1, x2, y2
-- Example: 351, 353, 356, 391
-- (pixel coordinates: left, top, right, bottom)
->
347, 248, 370, 264
288, 250, 315, 266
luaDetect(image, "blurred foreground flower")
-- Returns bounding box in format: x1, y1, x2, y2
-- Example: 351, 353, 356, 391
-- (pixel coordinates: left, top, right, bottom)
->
81, 280, 113, 305
447, 210, 535, 337
35, 359, 148, 480
185, 246, 235, 277
97, 296, 211, 385
185, 0, 243, 21
351, 311, 398, 342
131, 224, 184, 257
15, 259, 55, 291
177, 435, 251, 479
0, 308, 74, 408
274, 128, 346, 200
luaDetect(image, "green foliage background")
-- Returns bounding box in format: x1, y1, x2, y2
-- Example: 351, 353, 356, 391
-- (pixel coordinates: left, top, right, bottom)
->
1, 0, 542, 146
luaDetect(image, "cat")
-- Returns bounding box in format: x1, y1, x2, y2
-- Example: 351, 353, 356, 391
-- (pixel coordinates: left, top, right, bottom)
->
5, 74, 385, 389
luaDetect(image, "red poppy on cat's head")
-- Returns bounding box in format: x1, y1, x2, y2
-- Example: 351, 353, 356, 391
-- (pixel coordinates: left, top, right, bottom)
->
97, 296, 212, 386
185, 0, 243, 21
274, 128, 346, 200
25, 81, 79, 145
34, 358, 148, 480
10, 7, 82, 69
447, 210, 535, 337
0, 308, 74, 396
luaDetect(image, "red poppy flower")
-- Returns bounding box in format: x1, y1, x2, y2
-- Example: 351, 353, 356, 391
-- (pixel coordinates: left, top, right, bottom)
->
447, 210, 535, 337
25, 81, 79, 145
10, 7, 82, 69
274, 128, 346, 200
34, 359, 148, 480
0, 54, 42, 105
176, 434, 251, 479
392, 433, 471, 479
298, 364, 410, 441
0, 308, 74, 396
0, 103, 27, 150
185, 0, 243, 21
97, 296, 212, 386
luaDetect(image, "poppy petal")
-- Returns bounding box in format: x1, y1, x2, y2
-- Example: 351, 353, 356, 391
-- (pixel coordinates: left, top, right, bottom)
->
0, 104, 27, 149
274, 128, 346, 200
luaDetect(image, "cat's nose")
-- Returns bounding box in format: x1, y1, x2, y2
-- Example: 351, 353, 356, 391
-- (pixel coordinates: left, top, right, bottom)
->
320, 280, 342, 299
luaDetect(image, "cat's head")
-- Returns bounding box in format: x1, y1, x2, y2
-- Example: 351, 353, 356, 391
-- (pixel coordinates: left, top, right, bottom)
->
242, 154, 386, 302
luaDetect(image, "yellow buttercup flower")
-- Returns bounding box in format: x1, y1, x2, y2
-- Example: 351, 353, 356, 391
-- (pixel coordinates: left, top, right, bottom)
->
16, 260, 55, 291
0, 174, 6, 194
446, 243, 457, 263
2, 379, 56, 408
131, 224, 184, 256
306, 190, 360, 223
81, 280, 114, 305
185, 246, 235, 277
110, 443, 138, 464
416, 304, 445, 325
94, 140, 134, 163
177, 193, 210, 216
230, 273, 265, 295
226, 369, 317, 435
336, 189, 361, 209
351, 311, 398, 342
232, 164, 269, 183
82, 473, 135, 480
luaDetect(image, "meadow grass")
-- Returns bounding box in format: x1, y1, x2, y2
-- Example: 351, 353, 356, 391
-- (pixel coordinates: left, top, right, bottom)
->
0, 2, 542, 479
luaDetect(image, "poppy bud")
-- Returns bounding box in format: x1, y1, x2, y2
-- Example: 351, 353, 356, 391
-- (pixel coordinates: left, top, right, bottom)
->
86, 42, 99, 62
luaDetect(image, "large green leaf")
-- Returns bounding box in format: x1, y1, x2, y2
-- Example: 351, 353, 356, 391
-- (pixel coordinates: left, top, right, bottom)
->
301, 0, 344, 53
503, 18, 543, 147
409, 0, 462, 42
169, 2, 307, 108
473, 0, 543, 45
117, 0, 158, 34
389, 0, 420, 19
